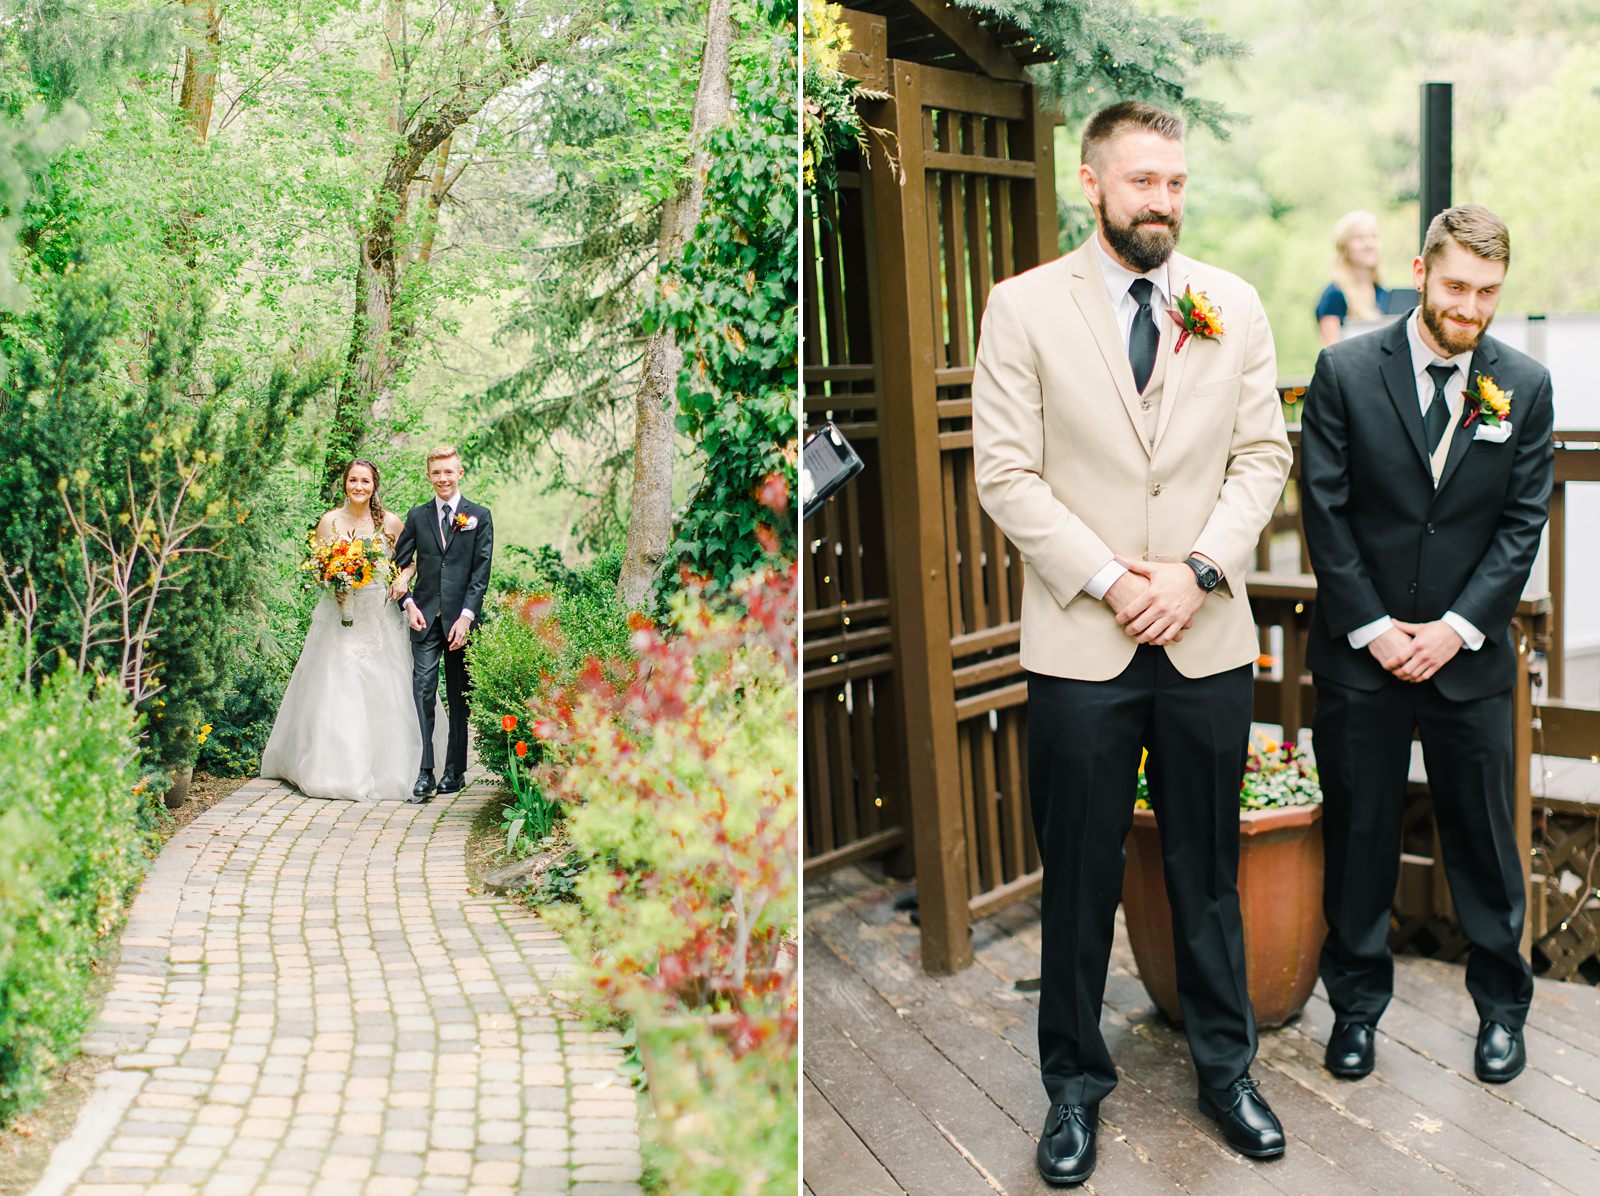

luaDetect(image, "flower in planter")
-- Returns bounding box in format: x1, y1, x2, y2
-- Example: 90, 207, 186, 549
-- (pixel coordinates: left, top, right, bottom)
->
1134, 738, 1321, 811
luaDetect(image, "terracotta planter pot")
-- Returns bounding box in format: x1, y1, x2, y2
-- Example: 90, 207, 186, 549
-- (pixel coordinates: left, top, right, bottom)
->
1121, 803, 1326, 1029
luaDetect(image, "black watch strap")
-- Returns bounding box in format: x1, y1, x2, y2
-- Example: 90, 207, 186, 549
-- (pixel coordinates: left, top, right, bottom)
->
1184, 556, 1221, 592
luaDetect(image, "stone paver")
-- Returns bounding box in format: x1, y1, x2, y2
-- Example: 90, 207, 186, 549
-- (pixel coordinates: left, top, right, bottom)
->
33, 780, 641, 1196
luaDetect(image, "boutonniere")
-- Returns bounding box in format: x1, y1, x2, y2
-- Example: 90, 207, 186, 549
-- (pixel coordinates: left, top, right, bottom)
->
1462, 374, 1512, 428
453, 511, 476, 532
1168, 286, 1224, 353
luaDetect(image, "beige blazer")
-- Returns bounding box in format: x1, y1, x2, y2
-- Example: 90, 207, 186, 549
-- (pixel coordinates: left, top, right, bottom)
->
972, 241, 1292, 681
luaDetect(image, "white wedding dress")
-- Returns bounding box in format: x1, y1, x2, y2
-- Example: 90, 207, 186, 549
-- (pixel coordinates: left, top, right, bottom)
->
261, 531, 433, 801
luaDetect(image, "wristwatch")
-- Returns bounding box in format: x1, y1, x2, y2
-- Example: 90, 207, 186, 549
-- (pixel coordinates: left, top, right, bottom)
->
1184, 556, 1221, 592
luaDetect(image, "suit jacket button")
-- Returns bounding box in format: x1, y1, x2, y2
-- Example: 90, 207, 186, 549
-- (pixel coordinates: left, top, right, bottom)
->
1426, 523, 1435, 534
1409, 582, 1418, 594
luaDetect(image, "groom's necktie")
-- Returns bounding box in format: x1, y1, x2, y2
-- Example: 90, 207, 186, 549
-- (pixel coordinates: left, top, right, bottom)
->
440, 503, 453, 547
1425, 362, 1455, 452
1127, 278, 1159, 394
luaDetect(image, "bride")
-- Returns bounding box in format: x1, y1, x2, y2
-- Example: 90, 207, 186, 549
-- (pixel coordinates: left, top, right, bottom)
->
261, 459, 426, 801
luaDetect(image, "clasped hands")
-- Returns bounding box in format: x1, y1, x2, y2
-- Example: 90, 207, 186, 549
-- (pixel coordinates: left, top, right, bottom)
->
387, 578, 471, 648
1105, 557, 1204, 646
1367, 621, 1463, 683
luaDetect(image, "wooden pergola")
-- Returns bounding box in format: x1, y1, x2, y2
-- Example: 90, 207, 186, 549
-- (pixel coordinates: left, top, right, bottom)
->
802, 0, 1600, 982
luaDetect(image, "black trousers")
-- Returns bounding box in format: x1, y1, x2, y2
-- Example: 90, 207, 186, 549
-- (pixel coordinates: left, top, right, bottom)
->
413, 616, 471, 775
1314, 678, 1532, 1028
1028, 646, 1257, 1107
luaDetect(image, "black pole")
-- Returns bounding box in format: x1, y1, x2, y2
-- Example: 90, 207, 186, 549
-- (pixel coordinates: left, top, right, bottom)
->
1420, 82, 1453, 249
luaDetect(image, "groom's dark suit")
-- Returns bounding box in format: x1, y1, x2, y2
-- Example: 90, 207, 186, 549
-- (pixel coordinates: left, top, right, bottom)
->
393, 496, 494, 777
1300, 316, 1553, 1029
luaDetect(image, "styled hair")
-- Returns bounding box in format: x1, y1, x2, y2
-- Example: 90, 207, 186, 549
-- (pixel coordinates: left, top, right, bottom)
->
425, 444, 462, 468
1330, 209, 1383, 321
341, 458, 389, 542
1080, 101, 1185, 169
1422, 204, 1510, 270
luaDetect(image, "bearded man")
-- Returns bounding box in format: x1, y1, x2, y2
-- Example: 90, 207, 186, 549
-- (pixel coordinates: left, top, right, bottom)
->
1300, 204, 1554, 1085
973, 101, 1292, 1185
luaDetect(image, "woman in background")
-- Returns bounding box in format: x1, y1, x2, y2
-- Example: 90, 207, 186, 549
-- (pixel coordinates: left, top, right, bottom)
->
1316, 210, 1389, 346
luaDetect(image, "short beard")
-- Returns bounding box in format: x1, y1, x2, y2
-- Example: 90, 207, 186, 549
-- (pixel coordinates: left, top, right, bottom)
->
1420, 291, 1491, 356
1099, 201, 1180, 273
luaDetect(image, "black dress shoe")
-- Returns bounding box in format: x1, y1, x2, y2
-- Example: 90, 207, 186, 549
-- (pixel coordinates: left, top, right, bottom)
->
1325, 1021, 1376, 1079
1198, 1075, 1285, 1159
436, 770, 465, 795
1475, 1021, 1526, 1083
408, 771, 436, 802
1036, 1102, 1097, 1186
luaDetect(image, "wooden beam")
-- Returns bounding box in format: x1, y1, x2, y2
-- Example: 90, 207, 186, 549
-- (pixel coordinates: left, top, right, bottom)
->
839, 10, 888, 90
894, 0, 1027, 82
865, 61, 973, 973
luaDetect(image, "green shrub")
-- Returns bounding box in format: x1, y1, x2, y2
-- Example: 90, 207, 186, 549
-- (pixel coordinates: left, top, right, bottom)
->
465, 547, 632, 782
195, 646, 289, 778
0, 624, 151, 1122
533, 564, 799, 1194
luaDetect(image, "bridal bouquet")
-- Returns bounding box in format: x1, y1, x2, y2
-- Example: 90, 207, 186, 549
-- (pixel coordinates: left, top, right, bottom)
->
302, 532, 391, 626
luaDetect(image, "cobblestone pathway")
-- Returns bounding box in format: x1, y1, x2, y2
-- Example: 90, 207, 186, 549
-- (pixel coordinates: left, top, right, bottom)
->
33, 778, 641, 1196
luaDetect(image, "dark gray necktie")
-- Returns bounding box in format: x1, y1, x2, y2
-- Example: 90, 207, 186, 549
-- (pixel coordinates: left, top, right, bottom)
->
1128, 278, 1159, 394
440, 504, 452, 545
1424, 363, 1455, 452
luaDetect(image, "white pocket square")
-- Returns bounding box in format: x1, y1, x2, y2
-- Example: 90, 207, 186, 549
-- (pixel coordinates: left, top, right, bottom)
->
1472, 421, 1512, 443
464, 515, 479, 530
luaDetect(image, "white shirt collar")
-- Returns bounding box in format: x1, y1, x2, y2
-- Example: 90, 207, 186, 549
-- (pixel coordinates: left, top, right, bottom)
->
1092, 231, 1171, 312
1405, 307, 1472, 382
435, 494, 462, 516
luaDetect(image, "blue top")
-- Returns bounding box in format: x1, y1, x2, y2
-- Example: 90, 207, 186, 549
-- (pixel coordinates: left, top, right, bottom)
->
1317, 281, 1391, 323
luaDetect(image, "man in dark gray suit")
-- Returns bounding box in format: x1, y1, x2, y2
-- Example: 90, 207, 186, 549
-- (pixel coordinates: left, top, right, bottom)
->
1299, 205, 1553, 1085
391, 445, 495, 802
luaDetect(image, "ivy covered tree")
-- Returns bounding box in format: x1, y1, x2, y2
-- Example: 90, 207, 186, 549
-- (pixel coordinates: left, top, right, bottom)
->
648, 22, 797, 594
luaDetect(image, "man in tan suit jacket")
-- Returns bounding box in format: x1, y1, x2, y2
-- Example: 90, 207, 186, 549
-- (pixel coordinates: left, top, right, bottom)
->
972, 102, 1292, 1186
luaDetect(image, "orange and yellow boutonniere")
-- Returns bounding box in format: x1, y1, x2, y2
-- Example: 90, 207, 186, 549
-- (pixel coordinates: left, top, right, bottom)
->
453, 510, 470, 531
1462, 374, 1512, 428
1168, 286, 1224, 352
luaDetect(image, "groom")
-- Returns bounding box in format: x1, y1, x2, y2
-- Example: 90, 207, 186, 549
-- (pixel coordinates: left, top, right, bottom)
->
1300, 205, 1552, 1083
391, 444, 494, 802
973, 101, 1292, 1184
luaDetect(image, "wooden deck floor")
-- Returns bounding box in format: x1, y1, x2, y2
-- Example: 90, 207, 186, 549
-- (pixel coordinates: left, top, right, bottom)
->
804, 865, 1600, 1195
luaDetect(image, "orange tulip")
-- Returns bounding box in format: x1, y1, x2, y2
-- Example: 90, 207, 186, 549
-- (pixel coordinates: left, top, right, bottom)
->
502, 714, 518, 732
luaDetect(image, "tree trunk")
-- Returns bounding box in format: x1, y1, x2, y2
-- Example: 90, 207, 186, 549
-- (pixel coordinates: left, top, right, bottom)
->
617, 0, 736, 609
322, 5, 600, 485
178, 2, 221, 141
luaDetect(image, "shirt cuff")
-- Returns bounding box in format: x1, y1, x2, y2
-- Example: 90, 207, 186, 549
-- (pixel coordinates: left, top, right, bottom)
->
1442, 610, 1485, 651
459, 609, 475, 625
1083, 560, 1127, 601
1347, 616, 1393, 650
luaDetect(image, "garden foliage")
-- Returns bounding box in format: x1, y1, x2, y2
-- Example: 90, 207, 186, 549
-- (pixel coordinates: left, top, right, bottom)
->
462, 545, 633, 782
0, 267, 319, 774
530, 561, 798, 1194
0, 624, 152, 1122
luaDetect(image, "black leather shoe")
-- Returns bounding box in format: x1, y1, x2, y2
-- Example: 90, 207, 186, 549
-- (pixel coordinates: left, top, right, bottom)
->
436, 770, 465, 795
1199, 1075, 1285, 1159
1475, 1021, 1526, 1083
408, 771, 436, 802
1036, 1103, 1097, 1186
1325, 1021, 1376, 1079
